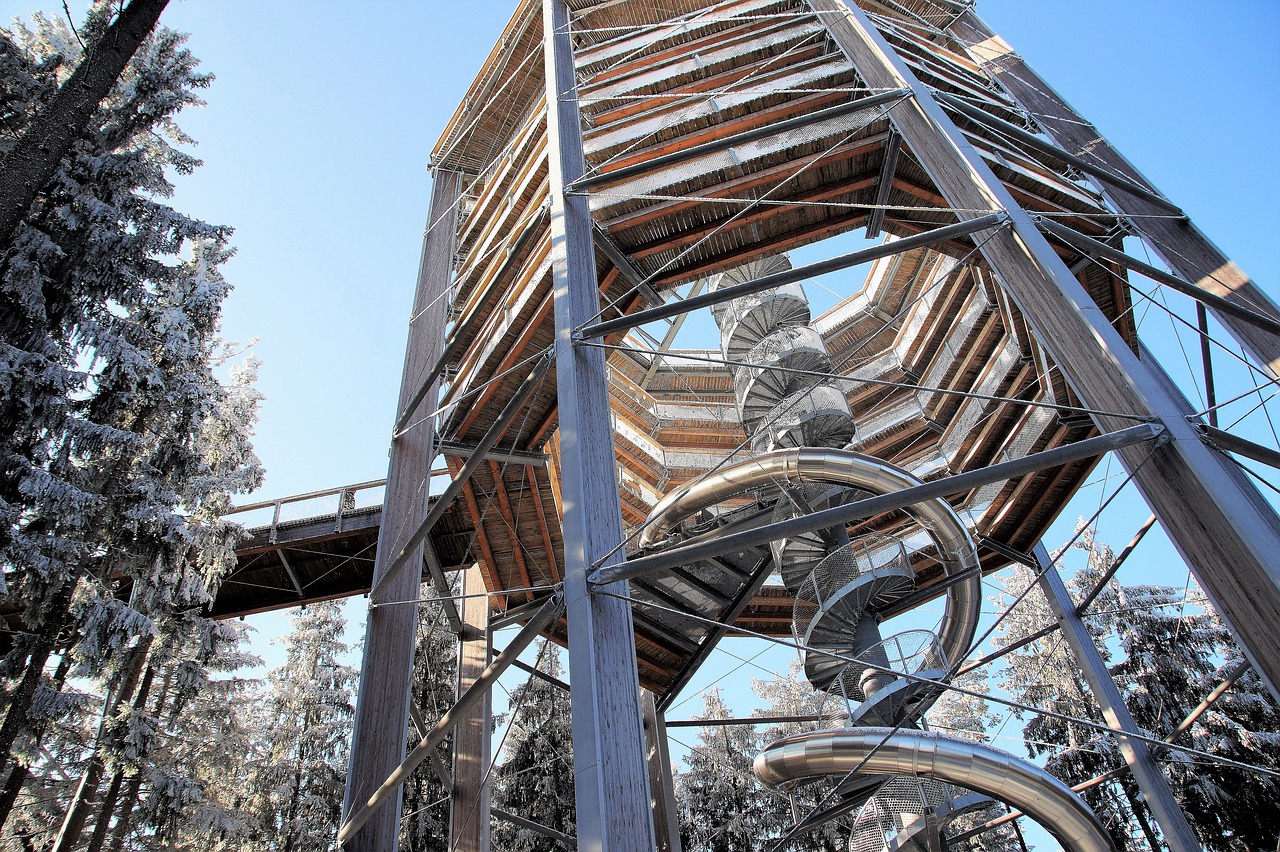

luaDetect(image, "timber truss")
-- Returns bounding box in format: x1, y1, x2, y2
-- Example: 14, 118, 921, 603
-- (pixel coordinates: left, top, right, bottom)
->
203, 1, 1280, 850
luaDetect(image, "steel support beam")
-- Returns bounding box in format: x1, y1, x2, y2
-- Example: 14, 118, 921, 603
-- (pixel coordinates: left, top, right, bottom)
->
343, 169, 462, 852
492, 808, 576, 849
594, 423, 1162, 583
543, 1, 657, 848
578, 212, 1005, 339
815, 0, 1280, 699
865, 127, 900, 238
1033, 543, 1200, 852
948, 9, 1280, 377
1035, 217, 1280, 337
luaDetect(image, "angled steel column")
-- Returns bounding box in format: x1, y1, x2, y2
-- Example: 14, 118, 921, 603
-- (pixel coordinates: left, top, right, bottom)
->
1033, 543, 1199, 852
543, 0, 657, 848
343, 169, 462, 851
813, 0, 1280, 699
948, 10, 1280, 378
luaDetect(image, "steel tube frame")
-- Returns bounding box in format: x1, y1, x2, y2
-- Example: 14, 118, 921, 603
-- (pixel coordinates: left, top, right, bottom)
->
931, 90, 1182, 214
543, 0, 657, 848
594, 423, 1162, 583
815, 0, 1280, 699
577, 212, 1005, 339
1033, 542, 1200, 851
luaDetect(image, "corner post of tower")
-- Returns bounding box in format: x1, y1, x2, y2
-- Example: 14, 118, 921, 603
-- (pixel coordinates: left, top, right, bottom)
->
541, 0, 659, 848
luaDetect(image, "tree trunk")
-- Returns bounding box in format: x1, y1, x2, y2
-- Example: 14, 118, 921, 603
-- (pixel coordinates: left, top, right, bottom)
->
0, 641, 75, 831
101, 662, 162, 852
51, 635, 153, 851
0, 582, 73, 778
0, 0, 169, 248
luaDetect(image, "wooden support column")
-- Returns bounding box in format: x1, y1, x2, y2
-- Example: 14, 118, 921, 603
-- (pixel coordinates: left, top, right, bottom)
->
948, 10, 1280, 377
811, 0, 1280, 699
543, 0, 657, 849
450, 565, 492, 852
342, 169, 461, 851
642, 691, 683, 852
1033, 544, 1200, 852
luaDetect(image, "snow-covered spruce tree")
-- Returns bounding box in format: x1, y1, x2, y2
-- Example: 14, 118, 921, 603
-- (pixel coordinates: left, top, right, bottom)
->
492, 641, 575, 852
0, 3, 250, 804
676, 688, 787, 852
923, 667, 1020, 852
0, 0, 169, 246
252, 601, 356, 852
400, 582, 459, 852
750, 658, 843, 852
1107, 580, 1280, 851
992, 557, 1149, 850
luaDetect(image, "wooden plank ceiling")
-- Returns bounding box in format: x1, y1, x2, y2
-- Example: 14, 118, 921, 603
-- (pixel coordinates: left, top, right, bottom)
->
224, 0, 1140, 701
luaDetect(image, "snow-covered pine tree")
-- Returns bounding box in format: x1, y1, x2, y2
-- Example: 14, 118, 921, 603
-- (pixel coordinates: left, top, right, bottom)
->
750, 658, 843, 852
992, 557, 1146, 849
676, 687, 785, 852
400, 582, 459, 852
1, 3, 252, 805
923, 667, 1021, 852
84, 614, 264, 851
492, 641, 575, 852
252, 601, 356, 852
1107, 579, 1280, 851
0, 0, 170, 246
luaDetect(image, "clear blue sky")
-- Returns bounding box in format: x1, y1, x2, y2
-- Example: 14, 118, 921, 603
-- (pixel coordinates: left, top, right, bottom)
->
4, 1, 1278, 840
5, 0, 1269, 503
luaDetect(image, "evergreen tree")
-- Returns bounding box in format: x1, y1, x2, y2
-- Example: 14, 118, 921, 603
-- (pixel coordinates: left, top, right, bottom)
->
492, 642, 575, 852
676, 688, 784, 852
0, 2, 249, 804
924, 668, 1020, 852
252, 601, 356, 852
750, 658, 843, 852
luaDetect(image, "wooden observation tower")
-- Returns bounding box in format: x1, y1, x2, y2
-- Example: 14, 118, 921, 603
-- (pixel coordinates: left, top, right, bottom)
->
265, 1, 1280, 849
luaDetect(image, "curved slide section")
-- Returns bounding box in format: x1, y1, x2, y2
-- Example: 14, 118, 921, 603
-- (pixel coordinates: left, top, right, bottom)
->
636, 447, 981, 670
754, 728, 1115, 852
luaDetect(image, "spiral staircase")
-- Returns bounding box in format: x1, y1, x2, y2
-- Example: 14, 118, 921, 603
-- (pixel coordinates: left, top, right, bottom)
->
638, 257, 1114, 852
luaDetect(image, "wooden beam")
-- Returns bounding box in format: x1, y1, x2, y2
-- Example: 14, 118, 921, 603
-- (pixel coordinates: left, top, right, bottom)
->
948, 10, 1280, 377
343, 169, 461, 852
450, 566, 492, 852
813, 0, 1280, 700
543, 1, 656, 848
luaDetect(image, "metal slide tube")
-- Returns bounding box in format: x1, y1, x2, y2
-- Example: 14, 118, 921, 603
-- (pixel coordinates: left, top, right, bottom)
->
599, 424, 1162, 584
634, 447, 981, 676
754, 727, 1114, 852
